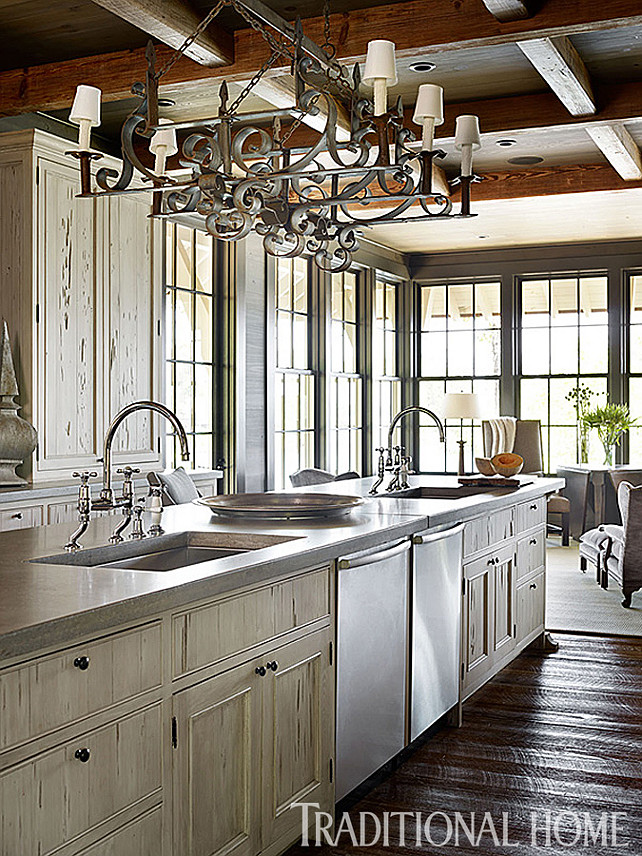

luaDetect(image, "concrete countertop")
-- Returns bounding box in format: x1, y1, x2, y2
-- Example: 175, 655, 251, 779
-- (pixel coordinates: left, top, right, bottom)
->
0, 474, 563, 663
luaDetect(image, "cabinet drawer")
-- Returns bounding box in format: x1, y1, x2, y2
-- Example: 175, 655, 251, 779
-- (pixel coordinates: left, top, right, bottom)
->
75, 806, 161, 856
463, 516, 490, 558
516, 497, 546, 533
0, 622, 162, 751
488, 508, 514, 543
0, 704, 161, 856
173, 567, 331, 678
516, 528, 546, 580
47, 500, 79, 525
0, 505, 43, 531
516, 572, 545, 643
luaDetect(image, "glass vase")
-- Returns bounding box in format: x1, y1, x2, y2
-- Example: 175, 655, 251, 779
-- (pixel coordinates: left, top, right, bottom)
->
602, 443, 615, 467
579, 426, 589, 465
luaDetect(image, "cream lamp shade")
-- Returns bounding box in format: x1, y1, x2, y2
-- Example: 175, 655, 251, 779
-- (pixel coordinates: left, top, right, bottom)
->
413, 84, 444, 126
363, 40, 397, 85
149, 119, 178, 175
443, 392, 484, 420
69, 84, 102, 149
454, 115, 482, 150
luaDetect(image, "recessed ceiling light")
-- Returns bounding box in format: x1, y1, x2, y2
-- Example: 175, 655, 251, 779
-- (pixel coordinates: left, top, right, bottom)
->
478, 235, 490, 239
508, 155, 545, 165
409, 61, 437, 73
496, 139, 517, 147
284, 4, 296, 10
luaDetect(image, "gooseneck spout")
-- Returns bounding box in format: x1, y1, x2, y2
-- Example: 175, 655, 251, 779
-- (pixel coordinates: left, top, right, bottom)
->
386, 405, 446, 461
99, 400, 189, 505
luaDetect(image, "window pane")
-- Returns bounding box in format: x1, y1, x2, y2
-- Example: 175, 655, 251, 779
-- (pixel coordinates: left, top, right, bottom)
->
194, 365, 212, 431
580, 276, 607, 325
176, 226, 193, 289
175, 291, 194, 362
475, 282, 500, 330
421, 285, 446, 331
475, 329, 500, 375
550, 278, 578, 327
551, 326, 578, 374
447, 331, 474, 376
520, 378, 549, 424
195, 294, 212, 363
522, 328, 549, 375
522, 279, 549, 327
580, 326, 608, 374
195, 232, 213, 294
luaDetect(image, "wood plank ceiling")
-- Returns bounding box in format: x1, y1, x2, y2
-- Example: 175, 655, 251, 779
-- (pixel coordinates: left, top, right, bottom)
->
3, 0, 642, 253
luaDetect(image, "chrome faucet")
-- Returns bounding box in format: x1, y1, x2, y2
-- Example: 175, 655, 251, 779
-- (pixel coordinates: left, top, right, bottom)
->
65, 401, 189, 550
94, 400, 190, 509
370, 405, 446, 495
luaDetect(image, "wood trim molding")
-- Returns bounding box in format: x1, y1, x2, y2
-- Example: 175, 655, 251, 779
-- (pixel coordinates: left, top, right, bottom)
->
585, 124, 642, 180
3, 0, 642, 116
466, 162, 642, 200
517, 36, 595, 117
90, 0, 234, 66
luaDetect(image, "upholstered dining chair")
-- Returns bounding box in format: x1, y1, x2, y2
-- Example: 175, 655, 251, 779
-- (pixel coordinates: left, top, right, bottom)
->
147, 467, 201, 505
581, 481, 642, 608
482, 419, 571, 545
289, 468, 360, 487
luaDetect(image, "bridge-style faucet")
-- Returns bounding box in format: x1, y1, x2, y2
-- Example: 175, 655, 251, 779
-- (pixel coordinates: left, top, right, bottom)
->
370, 405, 446, 495
65, 401, 189, 550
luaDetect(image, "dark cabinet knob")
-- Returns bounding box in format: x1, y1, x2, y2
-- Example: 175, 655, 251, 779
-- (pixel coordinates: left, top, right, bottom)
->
10, 513, 23, 520
73, 656, 90, 670
266, 661, 279, 672
487, 558, 495, 566
255, 666, 266, 677
530, 504, 537, 510
74, 748, 90, 763
529, 538, 537, 545
530, 582, 537, 589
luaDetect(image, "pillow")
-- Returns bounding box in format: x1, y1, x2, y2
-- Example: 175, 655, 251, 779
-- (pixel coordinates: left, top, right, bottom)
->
156, 467, 200, 505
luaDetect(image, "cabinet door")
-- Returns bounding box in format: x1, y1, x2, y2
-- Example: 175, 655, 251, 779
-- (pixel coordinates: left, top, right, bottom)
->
173, 661, 262, 856
36, 157, 100, 475
462, 556, 494, 696
516, 572, 545, 646
261, 628, 333, 850
492, 544, 517, 661
101, 193, 162, 466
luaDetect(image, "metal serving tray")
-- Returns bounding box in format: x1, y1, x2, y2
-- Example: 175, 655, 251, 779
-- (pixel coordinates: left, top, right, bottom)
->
196, 492, 364, 520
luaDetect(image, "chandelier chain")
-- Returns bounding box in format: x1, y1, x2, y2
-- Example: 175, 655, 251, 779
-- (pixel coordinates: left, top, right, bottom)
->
321, 0, 336, 60
280, 93, 321, 145
156, 0, 227, 79
230, 0, 295, 61
228, 50, 282, 113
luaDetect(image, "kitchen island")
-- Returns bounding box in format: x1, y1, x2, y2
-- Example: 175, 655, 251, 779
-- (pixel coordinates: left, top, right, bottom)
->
0, 475, 562, 856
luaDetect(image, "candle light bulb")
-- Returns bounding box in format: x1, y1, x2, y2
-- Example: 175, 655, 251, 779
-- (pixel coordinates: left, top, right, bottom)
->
455, 115, 481, 176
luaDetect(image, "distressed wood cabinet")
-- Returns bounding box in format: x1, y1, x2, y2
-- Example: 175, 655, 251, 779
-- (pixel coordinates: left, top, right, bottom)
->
0, 129, 163, 481
462, 503, 547, 699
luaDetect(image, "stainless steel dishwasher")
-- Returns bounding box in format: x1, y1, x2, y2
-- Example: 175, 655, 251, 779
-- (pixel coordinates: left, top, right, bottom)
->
336, 538, 410, 801
410, 523, 463, 741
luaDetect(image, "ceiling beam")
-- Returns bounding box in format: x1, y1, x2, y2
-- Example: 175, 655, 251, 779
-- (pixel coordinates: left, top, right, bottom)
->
480, 0, 530, 23
90, 0, 233, 66
463, 162, 642, 201
585, 124, 642, 180
517, 36, 596, 116
3, 0, 642, 116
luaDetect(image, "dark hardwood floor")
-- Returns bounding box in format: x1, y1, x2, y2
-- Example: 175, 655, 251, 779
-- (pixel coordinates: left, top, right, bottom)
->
287, 635, 642, 855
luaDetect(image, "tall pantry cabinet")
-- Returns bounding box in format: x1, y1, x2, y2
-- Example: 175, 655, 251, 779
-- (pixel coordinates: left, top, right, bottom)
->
0, 129, 164, 481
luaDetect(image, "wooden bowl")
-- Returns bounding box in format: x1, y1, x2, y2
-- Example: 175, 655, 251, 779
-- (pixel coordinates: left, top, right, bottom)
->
475, 457, 496, 477
490, 453, 524, 478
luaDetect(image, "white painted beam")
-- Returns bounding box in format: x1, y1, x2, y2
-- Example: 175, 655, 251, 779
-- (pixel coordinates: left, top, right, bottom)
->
586, 124, 642, 180
90, 0, 233, 66
517, 36, 595, 117
480, 0, 530, 22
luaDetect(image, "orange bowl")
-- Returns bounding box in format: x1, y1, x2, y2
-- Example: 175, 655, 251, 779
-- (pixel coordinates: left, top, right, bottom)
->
491, 453, 524, 477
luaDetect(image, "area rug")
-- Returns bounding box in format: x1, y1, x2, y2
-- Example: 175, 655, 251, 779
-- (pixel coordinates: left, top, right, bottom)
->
546, 541, 642, 637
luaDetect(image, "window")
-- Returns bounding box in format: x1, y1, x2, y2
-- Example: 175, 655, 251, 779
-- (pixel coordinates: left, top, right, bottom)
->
273, 257, 315, 489
328, 271, 363, 473
627, 273, 642, 461
165, 223, 217, 469
417, 281, 501, 472
519, 275, 608, 473
372, 278, 402, 452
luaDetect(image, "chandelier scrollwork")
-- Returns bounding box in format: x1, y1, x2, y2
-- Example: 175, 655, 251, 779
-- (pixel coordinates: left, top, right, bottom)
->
67, 0, 483, 272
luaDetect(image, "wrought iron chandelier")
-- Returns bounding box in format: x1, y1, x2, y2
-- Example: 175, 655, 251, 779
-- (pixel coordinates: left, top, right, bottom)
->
67, 0, 482, 272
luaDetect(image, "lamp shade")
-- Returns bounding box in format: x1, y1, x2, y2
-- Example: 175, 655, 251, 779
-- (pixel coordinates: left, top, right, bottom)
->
413, 83, 444, 126
69, 85, 101, 127
454, 114, 481, 150
149, 119, 178, 157
443, 392, 484, 419
363, 40, 397, 85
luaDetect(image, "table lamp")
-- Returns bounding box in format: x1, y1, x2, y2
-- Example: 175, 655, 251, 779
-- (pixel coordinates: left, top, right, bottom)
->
443, 392, 484, 476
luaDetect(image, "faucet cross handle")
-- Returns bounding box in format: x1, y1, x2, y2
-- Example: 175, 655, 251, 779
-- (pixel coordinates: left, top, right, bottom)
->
72, 471, 98, 484
117, 467, 141, 503
117, 466, 141, 477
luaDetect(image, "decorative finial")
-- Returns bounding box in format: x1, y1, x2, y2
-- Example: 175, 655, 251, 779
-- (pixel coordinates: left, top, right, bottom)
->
0, 320, 37, 484
0, 320, 19, 402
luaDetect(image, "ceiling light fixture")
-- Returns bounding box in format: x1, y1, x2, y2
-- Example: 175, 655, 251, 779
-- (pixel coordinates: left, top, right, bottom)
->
508, 155, 544, 165
67, 0, 482, 272
409, 61, 437, 73
496, 139, 517, 147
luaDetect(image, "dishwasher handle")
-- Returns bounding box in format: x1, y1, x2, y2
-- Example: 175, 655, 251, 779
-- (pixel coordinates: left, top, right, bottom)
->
338, 539, 410, 569
412, 523, 465, 546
